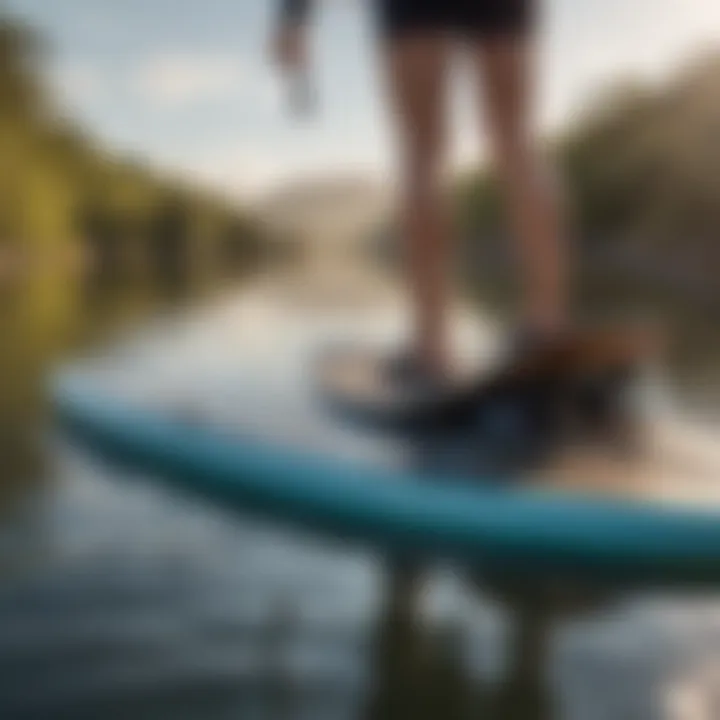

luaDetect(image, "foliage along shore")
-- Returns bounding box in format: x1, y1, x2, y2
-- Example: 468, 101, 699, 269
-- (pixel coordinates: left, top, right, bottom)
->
455, 51, 720, 311
0, 17, 270, 288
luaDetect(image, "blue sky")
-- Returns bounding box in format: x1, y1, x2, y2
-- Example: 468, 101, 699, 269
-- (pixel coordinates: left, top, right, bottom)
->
6, 0, 720, 197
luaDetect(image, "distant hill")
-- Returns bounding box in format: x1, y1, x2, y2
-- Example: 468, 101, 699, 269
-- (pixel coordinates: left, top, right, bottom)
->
257, 175, 390, 250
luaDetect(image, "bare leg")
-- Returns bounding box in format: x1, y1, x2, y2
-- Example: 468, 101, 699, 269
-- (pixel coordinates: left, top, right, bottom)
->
383, 35, 452, 376
474, 37, 568, 336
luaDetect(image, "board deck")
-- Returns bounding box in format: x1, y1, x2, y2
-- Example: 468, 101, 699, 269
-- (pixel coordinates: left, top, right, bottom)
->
52, 275, 720, 584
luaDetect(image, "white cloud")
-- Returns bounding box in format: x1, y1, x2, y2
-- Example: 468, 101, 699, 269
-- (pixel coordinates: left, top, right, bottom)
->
133, 52, 252, 107
49, 0, 720, 197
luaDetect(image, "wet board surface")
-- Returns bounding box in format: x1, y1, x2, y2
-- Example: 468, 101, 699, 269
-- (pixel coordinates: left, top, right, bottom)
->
53, 273, 720, 587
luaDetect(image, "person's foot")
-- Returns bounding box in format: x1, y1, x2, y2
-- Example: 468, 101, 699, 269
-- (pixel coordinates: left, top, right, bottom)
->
381, 350, 447, 398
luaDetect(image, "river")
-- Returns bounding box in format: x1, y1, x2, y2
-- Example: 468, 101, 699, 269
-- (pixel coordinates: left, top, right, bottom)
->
1, 263, 720, 720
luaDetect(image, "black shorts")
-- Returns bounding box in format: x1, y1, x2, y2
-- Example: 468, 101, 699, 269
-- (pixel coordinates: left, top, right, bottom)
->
376, 0, 535, 39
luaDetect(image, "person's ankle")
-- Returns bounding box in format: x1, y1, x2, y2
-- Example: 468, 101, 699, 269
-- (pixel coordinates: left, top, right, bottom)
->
524, 313, 570, 339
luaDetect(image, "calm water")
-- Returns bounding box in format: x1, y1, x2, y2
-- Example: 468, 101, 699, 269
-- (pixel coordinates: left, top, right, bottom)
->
2, 267, 720, 720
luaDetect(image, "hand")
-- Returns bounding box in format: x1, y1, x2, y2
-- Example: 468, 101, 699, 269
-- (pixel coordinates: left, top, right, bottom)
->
271, 23, 308, 74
